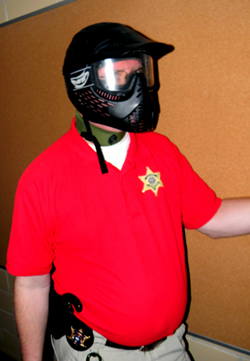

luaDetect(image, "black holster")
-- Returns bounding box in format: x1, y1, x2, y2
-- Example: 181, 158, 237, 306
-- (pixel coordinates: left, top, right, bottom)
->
48, 289, 94, 351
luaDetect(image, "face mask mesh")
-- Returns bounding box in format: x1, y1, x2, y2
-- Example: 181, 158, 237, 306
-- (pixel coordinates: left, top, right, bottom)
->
128, 103, 145, 132
76, 89, 110, 117
95, 89, 122, 101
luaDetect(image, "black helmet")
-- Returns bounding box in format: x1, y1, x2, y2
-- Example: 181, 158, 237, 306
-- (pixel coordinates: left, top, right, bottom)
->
63, 22, 174, 133
63, 23, 174, 173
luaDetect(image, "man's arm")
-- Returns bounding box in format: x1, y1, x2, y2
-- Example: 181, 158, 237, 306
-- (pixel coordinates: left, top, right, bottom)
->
198, 198, 250, 238
14, 273, 51, 361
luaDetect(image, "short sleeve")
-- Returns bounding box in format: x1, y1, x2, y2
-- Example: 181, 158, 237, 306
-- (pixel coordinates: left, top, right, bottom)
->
179, 153, 221, 229
6, 175, 55, 276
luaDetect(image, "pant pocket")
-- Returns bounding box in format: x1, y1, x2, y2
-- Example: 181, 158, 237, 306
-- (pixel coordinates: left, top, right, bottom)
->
51, 335, 106, 361
51, 336, 75, 361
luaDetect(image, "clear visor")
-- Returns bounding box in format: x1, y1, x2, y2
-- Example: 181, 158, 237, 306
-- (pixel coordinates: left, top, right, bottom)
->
94, 55, 154, 91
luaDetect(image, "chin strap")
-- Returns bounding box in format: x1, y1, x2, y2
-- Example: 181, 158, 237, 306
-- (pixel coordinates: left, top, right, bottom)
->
80, 120, 108, 174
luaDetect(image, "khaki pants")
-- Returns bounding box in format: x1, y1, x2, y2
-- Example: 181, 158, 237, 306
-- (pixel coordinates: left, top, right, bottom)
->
52, 324, 193, 361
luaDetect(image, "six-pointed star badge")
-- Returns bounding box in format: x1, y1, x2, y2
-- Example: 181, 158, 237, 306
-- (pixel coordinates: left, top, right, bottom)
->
138, 167, 164, 196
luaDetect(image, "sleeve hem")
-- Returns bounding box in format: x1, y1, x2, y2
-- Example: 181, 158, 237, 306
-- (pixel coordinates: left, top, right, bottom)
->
6, 263, 52, 277
185, 197, 222, 230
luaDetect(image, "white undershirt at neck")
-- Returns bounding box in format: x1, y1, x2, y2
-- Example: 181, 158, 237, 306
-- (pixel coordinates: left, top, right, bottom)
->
85, 132, 131, 170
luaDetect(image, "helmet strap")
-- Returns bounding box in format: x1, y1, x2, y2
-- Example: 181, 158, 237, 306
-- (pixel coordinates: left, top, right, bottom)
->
75, 111, 108, 174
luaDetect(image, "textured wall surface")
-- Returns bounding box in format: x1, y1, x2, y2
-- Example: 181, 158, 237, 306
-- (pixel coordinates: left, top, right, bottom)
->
0, 0, 66, 23
0, 268, 20, 360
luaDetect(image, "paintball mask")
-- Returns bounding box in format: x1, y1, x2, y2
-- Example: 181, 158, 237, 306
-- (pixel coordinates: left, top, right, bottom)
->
63, 23, 174, 172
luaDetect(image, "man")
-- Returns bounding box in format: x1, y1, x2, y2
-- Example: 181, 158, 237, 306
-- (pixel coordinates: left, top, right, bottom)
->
6, 23, 250, 361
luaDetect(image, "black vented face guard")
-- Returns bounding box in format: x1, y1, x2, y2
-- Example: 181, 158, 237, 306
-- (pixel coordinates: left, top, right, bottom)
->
65, 71, 160, 133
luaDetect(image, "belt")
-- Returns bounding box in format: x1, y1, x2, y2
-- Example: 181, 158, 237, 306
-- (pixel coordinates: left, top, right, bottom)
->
106, 337, 167, 351
50, 290, 167, 352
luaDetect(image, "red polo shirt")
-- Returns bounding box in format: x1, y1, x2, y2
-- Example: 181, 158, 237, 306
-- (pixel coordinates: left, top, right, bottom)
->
7, 118, 221, 345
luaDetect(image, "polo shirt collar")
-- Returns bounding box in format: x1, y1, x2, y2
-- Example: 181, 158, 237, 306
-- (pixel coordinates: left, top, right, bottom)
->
68, 117, 153, 171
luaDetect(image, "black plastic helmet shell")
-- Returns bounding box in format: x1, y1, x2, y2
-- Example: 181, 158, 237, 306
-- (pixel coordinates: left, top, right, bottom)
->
63, 22, 174, 75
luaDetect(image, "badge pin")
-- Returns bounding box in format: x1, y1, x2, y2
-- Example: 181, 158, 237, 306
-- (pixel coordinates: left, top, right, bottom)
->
138, 167, 164, 196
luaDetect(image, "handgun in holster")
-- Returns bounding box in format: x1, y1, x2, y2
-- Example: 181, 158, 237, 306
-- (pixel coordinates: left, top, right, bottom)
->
48, 288, 94, 351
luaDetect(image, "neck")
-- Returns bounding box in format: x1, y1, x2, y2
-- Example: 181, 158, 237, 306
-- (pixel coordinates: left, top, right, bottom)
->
75, 111, 126, 146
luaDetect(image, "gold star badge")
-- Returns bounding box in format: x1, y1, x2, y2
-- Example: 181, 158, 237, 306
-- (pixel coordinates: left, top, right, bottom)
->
138, 167, 164, 196
67, 326, 91, 348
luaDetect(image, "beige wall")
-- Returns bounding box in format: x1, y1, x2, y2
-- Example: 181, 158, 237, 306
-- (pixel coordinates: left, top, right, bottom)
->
0, 0, 66, 24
